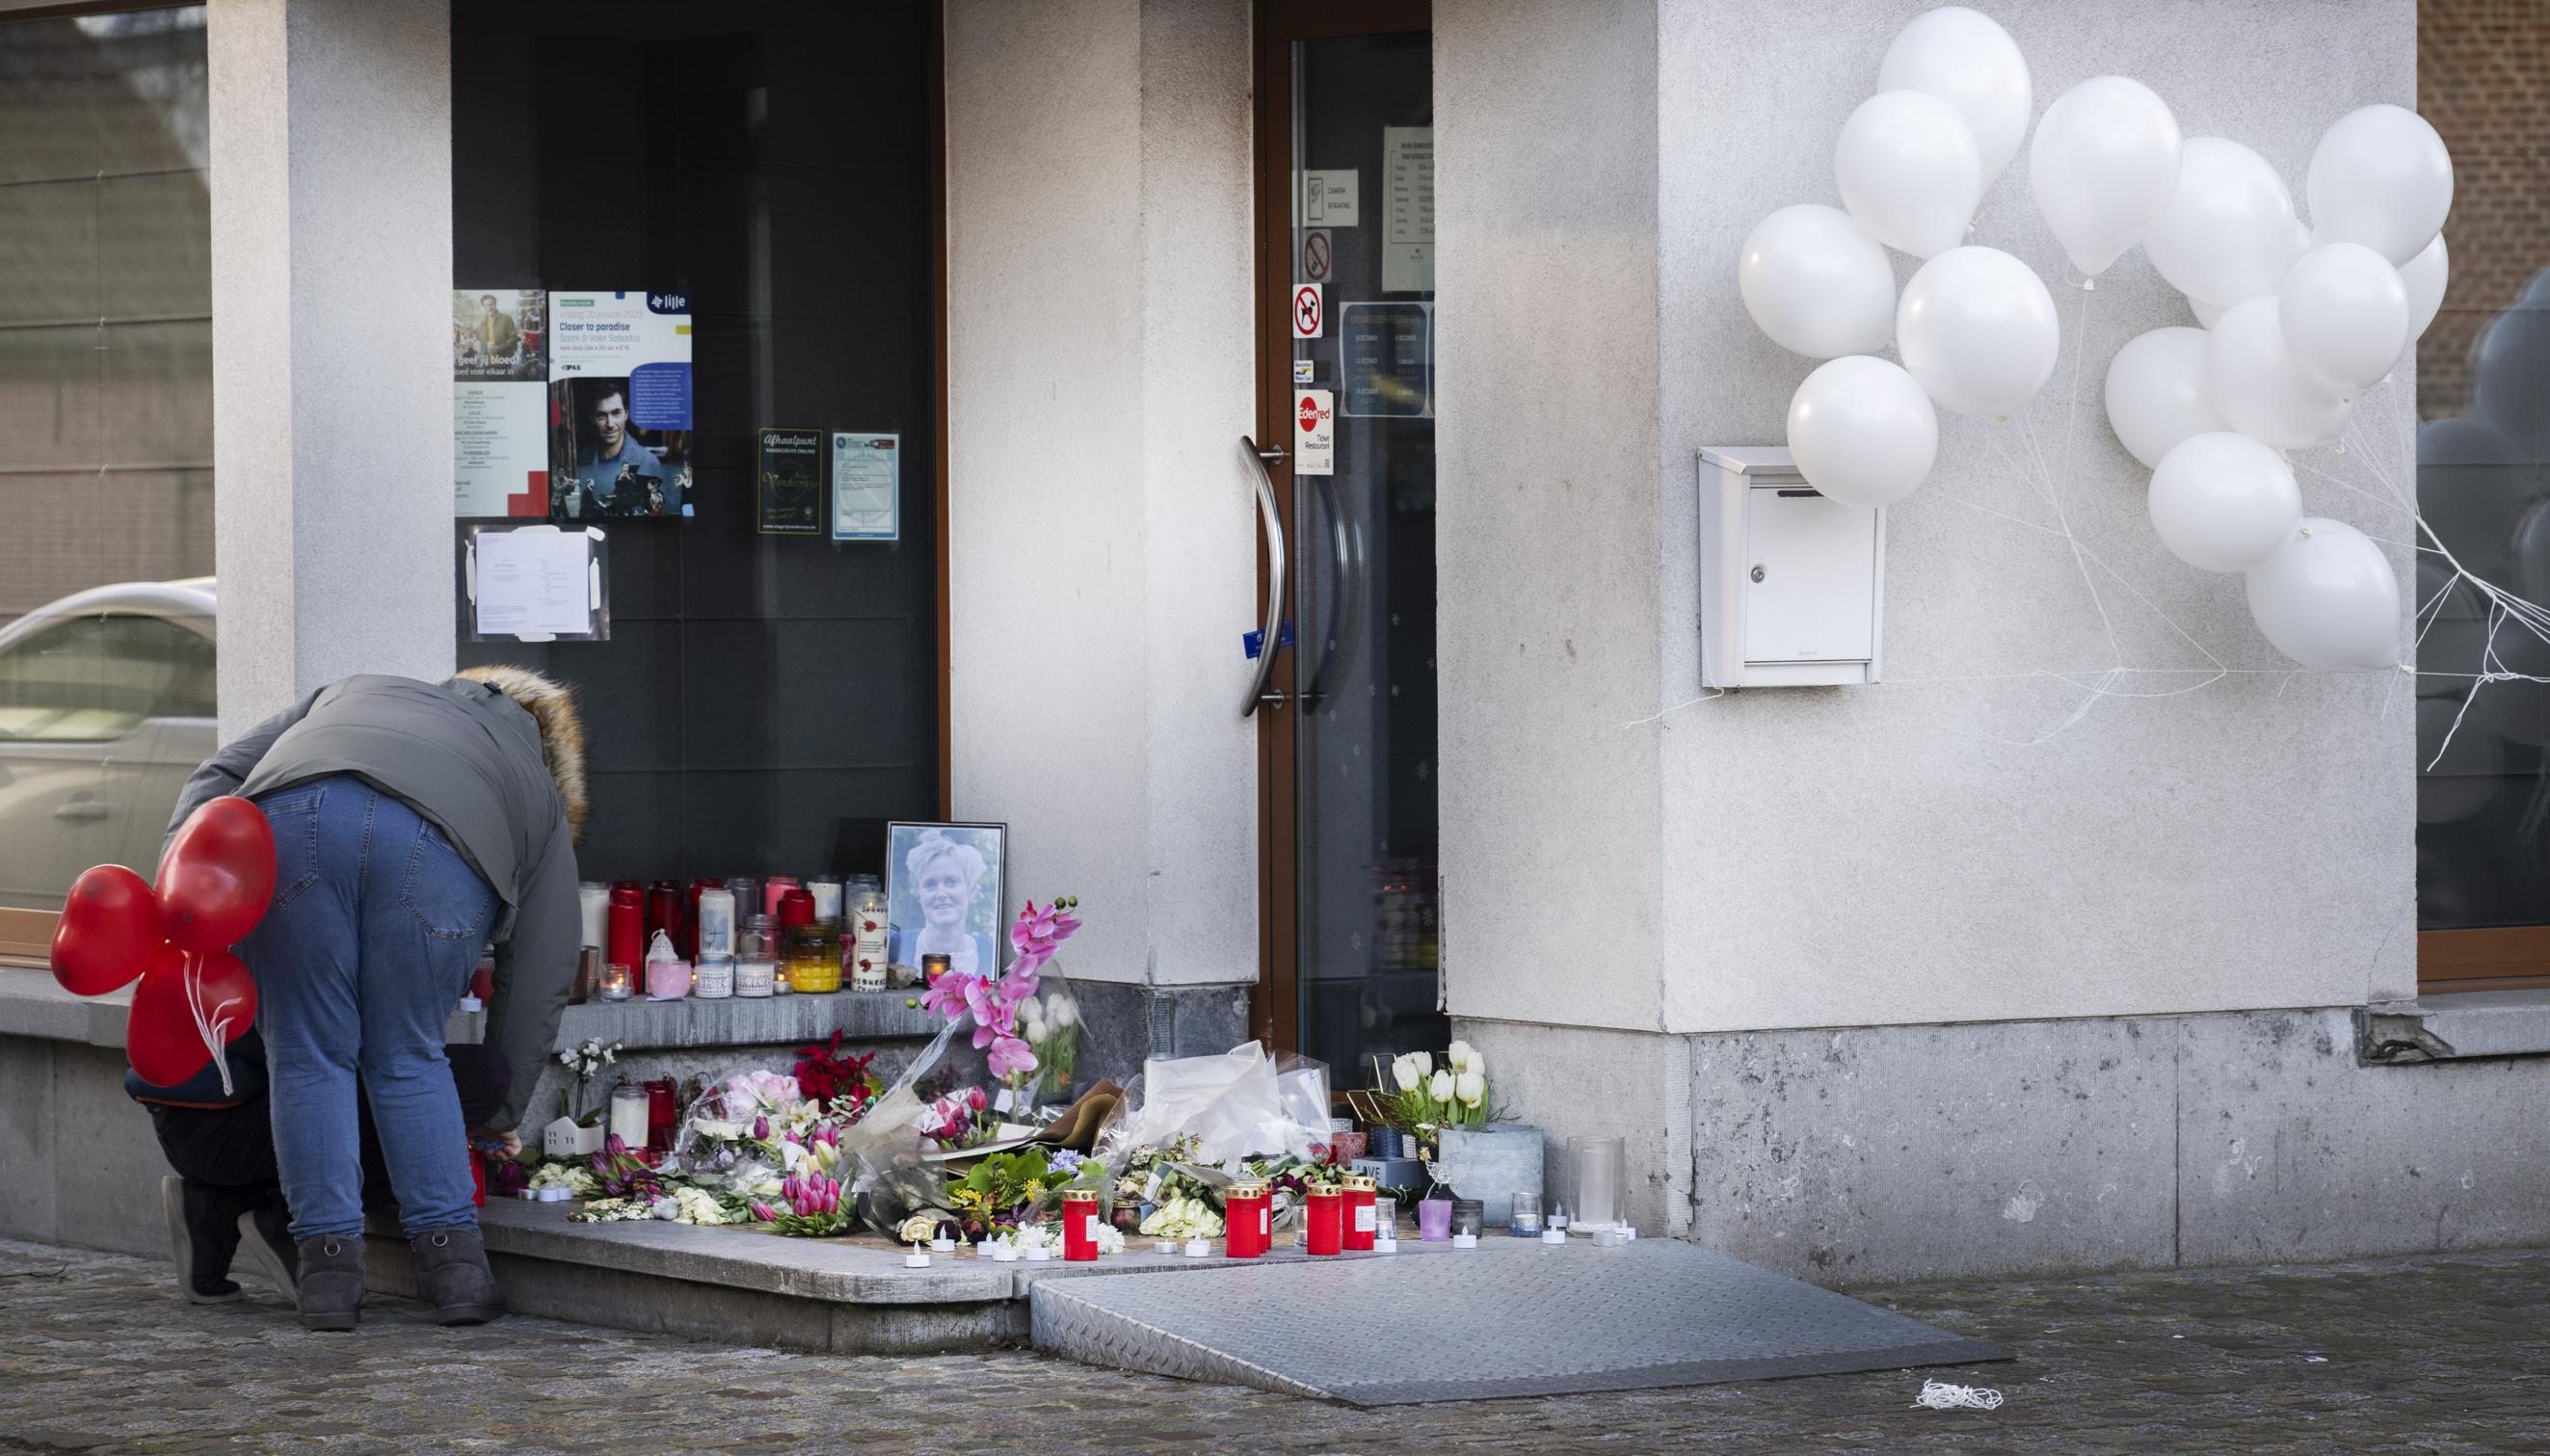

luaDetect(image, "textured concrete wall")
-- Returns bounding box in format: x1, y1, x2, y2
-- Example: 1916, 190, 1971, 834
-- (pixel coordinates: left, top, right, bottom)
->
1464, 1008, 2550, 1283
1434, 0, 1670, 1029
0, 1037, 170, 1257
207, 0, 455, 735
1651, 0, 2417, 1031
943, 0, 1257, 988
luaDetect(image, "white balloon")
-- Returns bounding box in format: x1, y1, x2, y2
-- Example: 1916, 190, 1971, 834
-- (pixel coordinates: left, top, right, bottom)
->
2188, 293, 2226, 329
2105, 327, 2226, 468
2306, 103, 2454, 267
2279, 242, 2409, 394
2143, 138, 2298, 310
1786, 356, 1940, 508
2147, 432, 2303, 572
2400, 232, 2449, 343
2029, 75, 2182, 277
2244, 517, 2402, 670
1896, 246, 2059, 416
1739, 204, 1898, 357
1836, 91, 1982, 259
2207, 297, 2352, 449
1876, 6, 2033, 185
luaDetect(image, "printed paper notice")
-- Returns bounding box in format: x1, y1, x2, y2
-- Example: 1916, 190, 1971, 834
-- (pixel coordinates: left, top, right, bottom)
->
476, 531, 592, 637
1382, 128, 1434, 294
832, 432, 900, 542
1303, 170, 1359, 227
1294, 389, 1335, 476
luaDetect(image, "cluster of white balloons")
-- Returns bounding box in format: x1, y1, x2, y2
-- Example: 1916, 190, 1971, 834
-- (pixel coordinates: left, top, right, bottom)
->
1743, 7, 2047, 514
1739, 6, 2449, 674
2102, 100, 2450, 671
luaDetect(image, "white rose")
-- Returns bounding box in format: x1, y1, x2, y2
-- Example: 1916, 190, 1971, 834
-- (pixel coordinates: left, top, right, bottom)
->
1392, 1054, 1420, 1092
1454, 1070, 1485, 1106
1448, 1039, 1477, 1073
1428, 1070, 1454, 1101
1412, 1051, 1434, 1076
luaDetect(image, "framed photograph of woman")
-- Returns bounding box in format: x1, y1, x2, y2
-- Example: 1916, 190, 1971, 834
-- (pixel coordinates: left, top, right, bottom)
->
886, 821, 1007, 981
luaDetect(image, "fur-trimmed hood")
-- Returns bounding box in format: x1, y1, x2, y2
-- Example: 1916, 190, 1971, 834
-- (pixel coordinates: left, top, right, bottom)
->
455, 664, 588, 842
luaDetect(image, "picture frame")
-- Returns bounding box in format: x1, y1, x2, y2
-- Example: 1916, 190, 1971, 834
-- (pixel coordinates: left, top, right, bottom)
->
885, 821, 1008, 982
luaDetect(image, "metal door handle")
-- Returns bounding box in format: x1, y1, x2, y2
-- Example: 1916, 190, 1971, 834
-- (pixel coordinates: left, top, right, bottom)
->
1303, 472, 1359, 712
54, 800, 113, 822
1241, 436, 1290, 716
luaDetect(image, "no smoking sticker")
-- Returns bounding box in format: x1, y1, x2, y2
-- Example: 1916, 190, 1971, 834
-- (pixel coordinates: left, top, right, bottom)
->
1291, 282, 1323, 339
1293, 388, 1334, 476
1303, 229, 1332, 281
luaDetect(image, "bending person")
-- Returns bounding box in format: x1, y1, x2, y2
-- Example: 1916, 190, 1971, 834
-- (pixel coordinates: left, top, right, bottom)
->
167, 666, 583, 1330
134, 1029, 510, 1306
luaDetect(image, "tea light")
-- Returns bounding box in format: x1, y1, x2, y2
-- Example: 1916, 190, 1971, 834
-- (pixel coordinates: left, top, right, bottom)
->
921, 953, 952, 985
1452, 1232, 1480, 1249
598, 962, 634, 1000
991, 1243, 1019, 1262
1542, 1226, 1567, 1245
1024, 1243, 1050, 1261
1154, 1240, 1177, 1256
904, 1250, 931, 1268
1182, 1237, 1210, 1258
931, 1235, 956, 1253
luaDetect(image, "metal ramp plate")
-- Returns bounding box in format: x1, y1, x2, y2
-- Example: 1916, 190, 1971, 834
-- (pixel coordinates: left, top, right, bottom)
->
1031, 1238, 2008, 1405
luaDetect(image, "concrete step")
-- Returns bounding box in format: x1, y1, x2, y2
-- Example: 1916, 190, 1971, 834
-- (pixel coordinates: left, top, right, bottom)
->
367, 1198, 1411, 1355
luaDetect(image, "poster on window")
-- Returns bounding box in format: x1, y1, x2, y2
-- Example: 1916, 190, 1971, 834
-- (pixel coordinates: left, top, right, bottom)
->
547, 291, 694, 519
757, 428, 826, 536
831, 431, 900, 542
452, 288, 549, 516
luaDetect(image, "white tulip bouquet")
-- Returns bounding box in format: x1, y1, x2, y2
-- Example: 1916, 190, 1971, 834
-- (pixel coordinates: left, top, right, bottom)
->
1375, 1041, 1493, 1141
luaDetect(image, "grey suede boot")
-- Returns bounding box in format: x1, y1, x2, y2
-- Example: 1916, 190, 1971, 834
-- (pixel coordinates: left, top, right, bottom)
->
293, 1233, 366, 1331
410, 1226, 504, 1326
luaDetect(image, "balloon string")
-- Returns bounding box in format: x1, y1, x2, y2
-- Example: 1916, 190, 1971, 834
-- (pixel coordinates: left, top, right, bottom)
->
182, 948, 241, 1101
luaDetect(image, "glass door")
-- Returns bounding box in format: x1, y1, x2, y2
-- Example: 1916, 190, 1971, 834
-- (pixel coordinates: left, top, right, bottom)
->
1252, 2, 1438, 1076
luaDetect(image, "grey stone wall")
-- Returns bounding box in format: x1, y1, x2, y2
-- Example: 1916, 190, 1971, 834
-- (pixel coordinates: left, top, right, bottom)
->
1461, 1008, 2550, 1284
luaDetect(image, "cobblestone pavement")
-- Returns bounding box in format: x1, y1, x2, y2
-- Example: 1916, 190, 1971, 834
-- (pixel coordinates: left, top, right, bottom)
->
2, 1237, 2544, 1454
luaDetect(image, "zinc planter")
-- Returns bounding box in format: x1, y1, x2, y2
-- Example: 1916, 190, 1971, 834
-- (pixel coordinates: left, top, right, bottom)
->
1430, 1122, 1542, 1227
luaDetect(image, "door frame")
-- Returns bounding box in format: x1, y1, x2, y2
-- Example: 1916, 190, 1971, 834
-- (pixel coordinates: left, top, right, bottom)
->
1249, 0, 1430, 1050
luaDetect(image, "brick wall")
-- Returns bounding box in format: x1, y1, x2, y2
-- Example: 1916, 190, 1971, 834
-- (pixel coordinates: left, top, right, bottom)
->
2417, 0, 2550, 419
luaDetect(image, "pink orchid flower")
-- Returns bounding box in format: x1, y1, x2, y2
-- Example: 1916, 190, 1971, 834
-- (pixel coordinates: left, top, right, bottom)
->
921, 970, 975, 1022
986, 1033, 1039, 1079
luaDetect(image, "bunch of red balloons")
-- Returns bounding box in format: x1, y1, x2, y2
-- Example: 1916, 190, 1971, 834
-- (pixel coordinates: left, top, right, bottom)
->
49, 796, 276, 1090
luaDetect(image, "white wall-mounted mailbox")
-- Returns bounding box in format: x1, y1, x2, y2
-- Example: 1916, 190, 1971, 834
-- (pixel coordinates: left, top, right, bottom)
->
1696, 447, 1884, 688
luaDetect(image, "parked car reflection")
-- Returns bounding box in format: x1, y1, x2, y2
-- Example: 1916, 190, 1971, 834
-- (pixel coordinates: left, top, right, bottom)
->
0, 579, 216, 910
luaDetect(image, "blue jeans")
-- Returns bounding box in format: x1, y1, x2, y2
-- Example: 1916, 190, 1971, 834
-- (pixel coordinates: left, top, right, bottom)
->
241, 777, 498, 1240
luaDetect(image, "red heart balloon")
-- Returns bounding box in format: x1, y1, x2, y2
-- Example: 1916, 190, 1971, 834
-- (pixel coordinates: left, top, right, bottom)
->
157, 795, 278, 955
51, 863, 163, 996
127, 946, 258, 1089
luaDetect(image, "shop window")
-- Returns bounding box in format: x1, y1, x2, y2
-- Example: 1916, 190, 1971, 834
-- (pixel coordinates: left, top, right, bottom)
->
0, 7, 214, 923
449, 2, 944, 885
2414, 0, 2550, 992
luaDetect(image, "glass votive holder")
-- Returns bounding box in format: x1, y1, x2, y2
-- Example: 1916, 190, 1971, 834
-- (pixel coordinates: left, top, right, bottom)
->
598, 962, 634, 1000
1418, 1196, 1453, 1242
1373, 1195, 1399, 1249
1510, 1191, 1543, 1235
1450, 1198, 1483, 1248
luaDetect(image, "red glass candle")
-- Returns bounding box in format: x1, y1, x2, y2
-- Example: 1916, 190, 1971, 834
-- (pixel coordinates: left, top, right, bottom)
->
606, 884, 644, 976
764, 875, 800, 918
644, 1076, 678, 1154
779, 887, 816, 928
1306, 1186, 1344, 1256
1061, 1190, 1100, 1261
1225, 1181, 1271, 1258
645, 880, 689, 959
1343, 1176, 1377, 1251
468, 1149, 487, 1208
